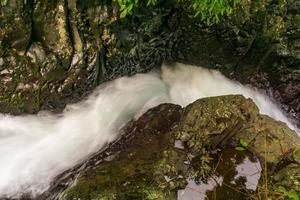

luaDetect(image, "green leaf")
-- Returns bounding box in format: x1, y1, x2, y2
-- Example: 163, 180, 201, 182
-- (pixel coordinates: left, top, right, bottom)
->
117, 0, 123, 6
127, 3, 133, 12
1, 0, 8, 6
235, 146, 245, 151
147, 0, 151, 6
287, 190, 299, 200
278, 186, 299, 200
215, 15, 220, 23
240, 139, 249, 148
294, 149, 300, 157
194, 10, 201, 17
208, 0, 216, 13
120, 10, 128, 18
278, 186, 287, 194
233, 0, 239, 7
146, 0, 156, 7
120, 4, 126, 11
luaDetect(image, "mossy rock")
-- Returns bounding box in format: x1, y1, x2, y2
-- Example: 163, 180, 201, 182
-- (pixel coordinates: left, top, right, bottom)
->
44, 95, 300, 200
1, 0, 300, 121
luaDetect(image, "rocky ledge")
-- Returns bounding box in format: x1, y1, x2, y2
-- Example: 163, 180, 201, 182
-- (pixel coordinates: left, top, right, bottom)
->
39, 95, 300, 200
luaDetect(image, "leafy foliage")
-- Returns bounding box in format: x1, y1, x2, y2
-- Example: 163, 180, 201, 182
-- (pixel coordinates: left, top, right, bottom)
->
235, 138, 249, 151
239, 139, 249, 147
0, 0, 8, 6
235, 146, 246, 151
117, 0, 137, 18
117, 0, 158, 18
115, 0, 240, 25
192, 0, 240, 25
278, 186, 299, 200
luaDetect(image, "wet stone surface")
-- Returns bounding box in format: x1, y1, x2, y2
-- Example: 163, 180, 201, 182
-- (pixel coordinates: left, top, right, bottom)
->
38, 95, 300, 200
0, 0, 299, 128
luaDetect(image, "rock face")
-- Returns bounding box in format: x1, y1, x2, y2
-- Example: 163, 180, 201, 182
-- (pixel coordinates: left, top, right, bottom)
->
42, 95, 300, 200
0, 0, 299, 125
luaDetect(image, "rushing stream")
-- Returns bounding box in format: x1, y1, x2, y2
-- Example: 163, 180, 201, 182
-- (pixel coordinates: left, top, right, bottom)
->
0, 63, 298, 198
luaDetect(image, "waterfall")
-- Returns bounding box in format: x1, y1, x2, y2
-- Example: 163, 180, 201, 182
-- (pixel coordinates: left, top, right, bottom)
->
0, 63, 297, 198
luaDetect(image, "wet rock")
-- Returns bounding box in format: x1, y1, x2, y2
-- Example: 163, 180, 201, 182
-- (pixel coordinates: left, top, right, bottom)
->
0, 0, 32, 55
0, 50, 41, 114
174, 0, 300, 127
33, 0, 73, 68
42, 95, 300, 199
42, 103, 183, 199
0, 0, 299, 128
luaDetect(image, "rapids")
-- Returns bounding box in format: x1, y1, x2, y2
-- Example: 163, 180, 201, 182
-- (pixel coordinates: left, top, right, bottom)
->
0, 63, 298, 198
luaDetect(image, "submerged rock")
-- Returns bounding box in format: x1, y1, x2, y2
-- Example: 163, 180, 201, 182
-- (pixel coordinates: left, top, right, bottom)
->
42, 95, 300, 200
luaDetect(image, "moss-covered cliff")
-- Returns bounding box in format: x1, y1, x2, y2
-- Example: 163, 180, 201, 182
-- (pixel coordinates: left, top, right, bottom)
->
0, 0, 299, 122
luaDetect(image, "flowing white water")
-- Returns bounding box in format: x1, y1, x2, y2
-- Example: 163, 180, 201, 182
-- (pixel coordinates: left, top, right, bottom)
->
0, 63, 298, 198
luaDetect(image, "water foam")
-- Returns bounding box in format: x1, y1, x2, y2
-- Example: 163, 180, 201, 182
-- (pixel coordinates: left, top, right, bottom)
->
0, 63, 297, 198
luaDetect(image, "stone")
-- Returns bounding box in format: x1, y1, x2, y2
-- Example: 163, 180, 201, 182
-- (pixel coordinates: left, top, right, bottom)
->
0, 0, 299, 129
41, 95, 300, 200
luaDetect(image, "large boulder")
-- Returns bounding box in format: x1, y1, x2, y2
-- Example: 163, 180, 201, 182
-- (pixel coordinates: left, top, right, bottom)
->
41, 95, 300, 200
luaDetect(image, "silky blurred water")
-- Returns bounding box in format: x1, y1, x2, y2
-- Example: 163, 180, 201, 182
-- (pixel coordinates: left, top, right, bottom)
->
0, 63, 297, 198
